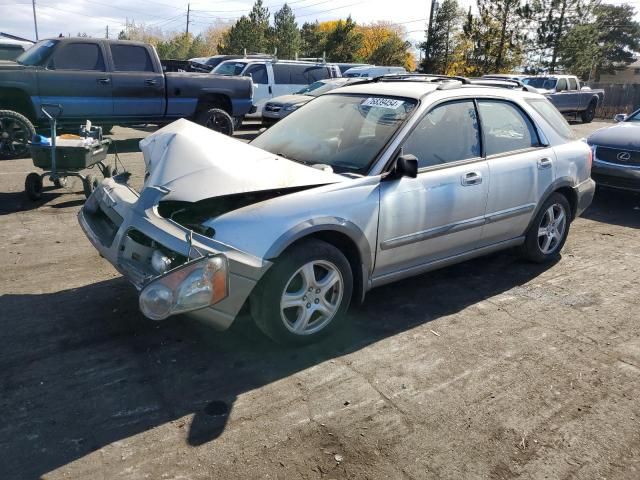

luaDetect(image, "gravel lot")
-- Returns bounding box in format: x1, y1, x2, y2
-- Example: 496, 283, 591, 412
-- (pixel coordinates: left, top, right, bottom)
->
1, 120, 639, 480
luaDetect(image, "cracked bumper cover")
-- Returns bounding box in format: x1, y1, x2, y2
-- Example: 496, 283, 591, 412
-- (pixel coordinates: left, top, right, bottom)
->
78, 178, 272, 330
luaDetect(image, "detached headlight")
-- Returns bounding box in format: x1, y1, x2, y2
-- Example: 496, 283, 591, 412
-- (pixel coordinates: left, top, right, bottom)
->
139, 254, 229, 321
284, 103, 304, 112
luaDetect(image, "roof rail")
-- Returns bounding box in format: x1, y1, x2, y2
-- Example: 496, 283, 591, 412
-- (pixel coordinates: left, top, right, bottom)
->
377, 73, 471, 84
468, 78, 539, 93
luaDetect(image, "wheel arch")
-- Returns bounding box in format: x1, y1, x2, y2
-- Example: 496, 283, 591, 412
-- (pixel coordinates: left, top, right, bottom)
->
264, 219, 373, 304
0, 88, 36, 121
195, 93, 232, 117
525, 178, 578, 234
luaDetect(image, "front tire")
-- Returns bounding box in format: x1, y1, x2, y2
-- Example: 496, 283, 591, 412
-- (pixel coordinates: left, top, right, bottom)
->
196, 108, 234, 136
251, 239, 353, 345
580, 100, 597, 123
521, 193, 571, 263
25, 172, 43, 200
0, 110, 36, 160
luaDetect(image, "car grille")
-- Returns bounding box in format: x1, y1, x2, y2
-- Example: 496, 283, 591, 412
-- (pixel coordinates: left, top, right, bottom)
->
592, 173, 640, 191
596, 146, 640, 167
264, 103, 282, 112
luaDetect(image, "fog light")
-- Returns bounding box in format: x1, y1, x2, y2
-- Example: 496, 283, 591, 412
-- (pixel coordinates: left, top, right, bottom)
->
151, 249, 172, 274
139, 283, 174, 320
138, 254, 228, 321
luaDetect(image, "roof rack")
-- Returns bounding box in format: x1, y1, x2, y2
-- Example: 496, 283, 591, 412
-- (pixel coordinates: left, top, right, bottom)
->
345, 73, 471, 89
468, 78, 539, 93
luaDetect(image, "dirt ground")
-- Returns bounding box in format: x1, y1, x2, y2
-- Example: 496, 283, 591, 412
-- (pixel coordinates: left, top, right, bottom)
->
1, 120, 639, 480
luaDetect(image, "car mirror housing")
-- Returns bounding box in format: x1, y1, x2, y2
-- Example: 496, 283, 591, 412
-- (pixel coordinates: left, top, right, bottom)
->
614, 113, 627, 123
392, 154, 418, 179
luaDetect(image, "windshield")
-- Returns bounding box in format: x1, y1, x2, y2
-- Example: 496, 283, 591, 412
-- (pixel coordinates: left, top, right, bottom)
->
15, 39, 57, 66
523, 77, 557, 89
627, 110, 640, 122
212, 61, 247, 76
251, 94, 417, 174
295, 81, 340, 96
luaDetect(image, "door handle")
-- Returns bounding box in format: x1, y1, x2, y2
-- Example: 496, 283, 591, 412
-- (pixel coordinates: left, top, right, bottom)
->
96, 78, 110, 84
144, 79, 157, 86
268, 85, 272, 94
461, 171, 482, 186
537, 157, 552, 169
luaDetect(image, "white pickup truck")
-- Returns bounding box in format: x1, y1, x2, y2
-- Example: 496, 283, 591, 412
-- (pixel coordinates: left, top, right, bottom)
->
522, 75, 604, 123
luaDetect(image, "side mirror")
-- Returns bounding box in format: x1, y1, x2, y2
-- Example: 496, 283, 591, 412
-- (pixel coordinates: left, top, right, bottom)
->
614, 113, 627, 123
392, 154, 418, 179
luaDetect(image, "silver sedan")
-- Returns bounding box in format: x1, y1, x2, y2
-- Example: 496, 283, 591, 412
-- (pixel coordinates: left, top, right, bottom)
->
79, 76, 595, 345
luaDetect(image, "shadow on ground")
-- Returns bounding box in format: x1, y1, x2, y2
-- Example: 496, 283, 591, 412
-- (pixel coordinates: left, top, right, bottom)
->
1, 248, 556, 479
583, 187, 640, 229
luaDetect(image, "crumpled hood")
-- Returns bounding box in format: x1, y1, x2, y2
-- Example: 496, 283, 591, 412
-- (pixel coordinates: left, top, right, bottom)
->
267, 94, 312, 106
588, 122, 640, 150
139, 119, 345, 203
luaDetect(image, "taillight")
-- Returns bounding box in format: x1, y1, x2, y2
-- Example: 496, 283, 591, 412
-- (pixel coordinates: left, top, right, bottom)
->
587, 147, 593, 171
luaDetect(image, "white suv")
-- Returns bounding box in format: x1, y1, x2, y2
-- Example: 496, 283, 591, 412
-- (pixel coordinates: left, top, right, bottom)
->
212, 59, 341, 115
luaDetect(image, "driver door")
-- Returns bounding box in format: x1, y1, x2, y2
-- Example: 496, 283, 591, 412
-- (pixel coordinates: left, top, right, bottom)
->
374, 99, 489, 281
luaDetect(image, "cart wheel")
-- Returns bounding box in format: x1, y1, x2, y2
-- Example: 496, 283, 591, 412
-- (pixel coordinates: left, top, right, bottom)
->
83, 174, 100, 198
25, 172, 43, 200
103, 164, 114, 178
53, 176, 68, 188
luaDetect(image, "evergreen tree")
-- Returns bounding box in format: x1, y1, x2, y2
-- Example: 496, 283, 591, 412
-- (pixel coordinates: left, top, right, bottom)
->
300, 21, 325, 58
323, 16, 364, 62
369, 35, 412, 66
272, 3, 301, 58
421, 0, 463, 74
218, 0, 270, 54
477, 0, 528, 71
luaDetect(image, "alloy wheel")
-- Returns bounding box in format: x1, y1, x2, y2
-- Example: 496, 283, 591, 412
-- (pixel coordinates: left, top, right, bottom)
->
205, 111, 232, 135
280, 260, 344, 335
537, 203, 567, 255
0, 115, 30, 158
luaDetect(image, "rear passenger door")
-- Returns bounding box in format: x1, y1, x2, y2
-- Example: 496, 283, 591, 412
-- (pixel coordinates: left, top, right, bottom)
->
375, 100, 489, 279
36, 41, 113, 118
244, 63, 270, 114
477, 99, 554, 245
108, 44, 165, 118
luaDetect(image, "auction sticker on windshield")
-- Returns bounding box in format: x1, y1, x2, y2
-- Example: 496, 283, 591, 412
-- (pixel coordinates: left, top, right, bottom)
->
361, 97, 405, 109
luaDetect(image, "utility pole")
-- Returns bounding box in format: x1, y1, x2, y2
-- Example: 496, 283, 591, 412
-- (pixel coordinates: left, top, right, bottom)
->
105, 25, 109, 39
186, 3, 190, 35
424, 0, 438, 70
32, 0, 39, 41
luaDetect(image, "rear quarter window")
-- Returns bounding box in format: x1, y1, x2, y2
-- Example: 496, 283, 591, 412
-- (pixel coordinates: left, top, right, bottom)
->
526, 98, 575, 140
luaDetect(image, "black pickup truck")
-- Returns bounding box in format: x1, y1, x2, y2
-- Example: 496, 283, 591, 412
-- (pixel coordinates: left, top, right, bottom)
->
0, 38, 254, 159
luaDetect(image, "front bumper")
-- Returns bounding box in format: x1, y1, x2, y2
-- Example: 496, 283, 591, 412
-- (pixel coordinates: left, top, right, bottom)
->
78, 178, 271, 330
573, 177, 596, 217
592, 159, 640, 192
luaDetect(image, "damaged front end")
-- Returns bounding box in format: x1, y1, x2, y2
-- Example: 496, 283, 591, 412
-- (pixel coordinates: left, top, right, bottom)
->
78, 119, 343, 329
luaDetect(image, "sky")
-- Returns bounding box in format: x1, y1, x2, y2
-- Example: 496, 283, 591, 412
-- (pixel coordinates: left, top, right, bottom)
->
2, 0, 638, 51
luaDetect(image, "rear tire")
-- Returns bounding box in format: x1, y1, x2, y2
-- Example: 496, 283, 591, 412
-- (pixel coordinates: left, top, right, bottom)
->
0, 110, 36, 160
251, 239, 353, 345
580, 100, 597, 123
521, 193, 571, 263
25, 172, 43, 200
196, 108, 234, 136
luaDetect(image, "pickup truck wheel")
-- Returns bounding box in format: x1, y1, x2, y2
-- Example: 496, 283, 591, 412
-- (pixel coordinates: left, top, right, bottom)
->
521, 193, 571, 263
580, 100, 597, 123
197, 108, 234, 136
251, 239, 353, 345
25, 172, 43, 200
0, 110, 36, 160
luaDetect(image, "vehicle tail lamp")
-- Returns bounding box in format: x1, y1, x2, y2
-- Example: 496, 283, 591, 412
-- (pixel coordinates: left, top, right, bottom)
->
588, 146, 594, 171
139, 254, 229, 321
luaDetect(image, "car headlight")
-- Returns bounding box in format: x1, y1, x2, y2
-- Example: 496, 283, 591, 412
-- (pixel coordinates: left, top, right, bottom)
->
284, 103, 303, 112
139, 254, 229, 321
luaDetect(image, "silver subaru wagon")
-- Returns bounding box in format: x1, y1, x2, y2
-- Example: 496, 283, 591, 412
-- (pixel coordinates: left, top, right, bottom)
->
79, 76, 596, 344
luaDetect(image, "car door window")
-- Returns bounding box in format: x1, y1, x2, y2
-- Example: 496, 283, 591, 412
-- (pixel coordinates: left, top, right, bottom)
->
111, 45, 154, 72
51, 43, 105, 71
568, 77, 578, 90
245, 64, 268, 84
477, 100, 539, 156
556, 78, 567, 91
289, 65, 308, 84
402, 100, 480, 169
272, 64, 292, 84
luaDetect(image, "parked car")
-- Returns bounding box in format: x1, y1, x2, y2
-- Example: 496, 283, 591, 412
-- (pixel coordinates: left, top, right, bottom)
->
189, 54, 271, 73
0, 38, 254, 159
587, 108, 640, 191
343, 65, 406, 77
79, 77, 595, 345
262, 77, 364, 126
212, 59, 341, 115
0, 37, 33, 61
522, 75, 604, 123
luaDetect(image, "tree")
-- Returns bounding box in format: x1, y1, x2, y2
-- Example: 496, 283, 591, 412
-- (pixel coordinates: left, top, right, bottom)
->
323, 16, 364, 62
300, 21, 325, 58
530, 0, 592, 72
560, 4, 640, 81
477, 0, 528, 71
420, 0, 463, 73
218, 0, 270, 54
271, 3, 301, 58
369, 35, 412, 67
